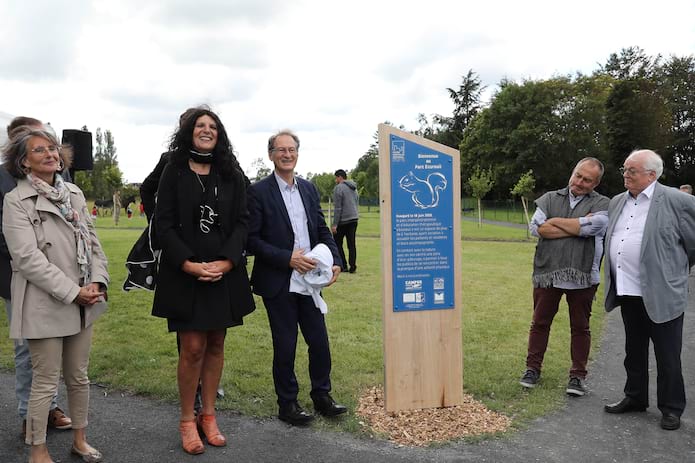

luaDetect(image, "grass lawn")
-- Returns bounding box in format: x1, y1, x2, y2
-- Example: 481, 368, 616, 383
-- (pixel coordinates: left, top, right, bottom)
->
0, 217, 605, 440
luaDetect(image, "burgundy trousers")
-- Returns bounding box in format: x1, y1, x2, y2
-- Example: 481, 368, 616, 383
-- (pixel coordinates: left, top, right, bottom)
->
526, 285, 597, 379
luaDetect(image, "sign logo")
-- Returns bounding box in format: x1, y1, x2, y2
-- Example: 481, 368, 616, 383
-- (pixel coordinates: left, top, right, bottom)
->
391, 140, 405, 162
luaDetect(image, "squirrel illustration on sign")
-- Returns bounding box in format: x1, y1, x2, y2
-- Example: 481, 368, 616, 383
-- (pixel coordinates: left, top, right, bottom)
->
398, 171, 447, 209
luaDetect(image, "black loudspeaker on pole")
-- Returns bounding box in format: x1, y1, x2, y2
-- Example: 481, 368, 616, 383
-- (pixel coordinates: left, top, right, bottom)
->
62, 129, 93, 171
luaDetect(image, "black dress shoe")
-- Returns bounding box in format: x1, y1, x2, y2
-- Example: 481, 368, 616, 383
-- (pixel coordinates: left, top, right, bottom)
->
312, 394, 348, 417
604, 397, 647, 414
278, 402, 314, 426
660, 413, 681, 430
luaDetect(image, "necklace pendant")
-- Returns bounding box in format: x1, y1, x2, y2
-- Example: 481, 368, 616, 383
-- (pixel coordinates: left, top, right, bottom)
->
195, 172, 206, 192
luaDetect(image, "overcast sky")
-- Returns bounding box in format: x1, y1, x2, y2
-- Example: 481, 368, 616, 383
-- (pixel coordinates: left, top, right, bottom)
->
1, 0, 694, 183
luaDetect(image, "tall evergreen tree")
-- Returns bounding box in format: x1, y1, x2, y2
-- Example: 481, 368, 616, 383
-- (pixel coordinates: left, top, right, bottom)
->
432, 70, 485, 149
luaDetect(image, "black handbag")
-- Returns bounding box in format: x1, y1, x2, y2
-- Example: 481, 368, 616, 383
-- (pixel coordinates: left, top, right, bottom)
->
123, 222, 160, 291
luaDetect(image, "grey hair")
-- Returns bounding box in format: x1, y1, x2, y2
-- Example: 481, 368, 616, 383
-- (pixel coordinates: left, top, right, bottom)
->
267, 129, 300, 153
2, 127, 62, 178
575, 157, 605, 182
626, 149, 663, 178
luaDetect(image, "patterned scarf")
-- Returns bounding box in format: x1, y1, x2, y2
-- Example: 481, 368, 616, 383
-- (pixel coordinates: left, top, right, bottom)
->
28, 174, 92, 283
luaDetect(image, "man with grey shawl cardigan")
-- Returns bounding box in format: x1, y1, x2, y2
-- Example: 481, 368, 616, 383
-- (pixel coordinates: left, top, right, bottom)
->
519, 158, 609, 397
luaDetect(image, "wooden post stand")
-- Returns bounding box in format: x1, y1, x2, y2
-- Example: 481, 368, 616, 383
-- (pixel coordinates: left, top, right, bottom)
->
378, 124, 462, 412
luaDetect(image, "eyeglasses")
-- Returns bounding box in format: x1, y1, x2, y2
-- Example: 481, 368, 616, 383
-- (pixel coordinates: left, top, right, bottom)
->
30, 146, 61, 155
619, 167, 653, 177
271, 147, 297, 155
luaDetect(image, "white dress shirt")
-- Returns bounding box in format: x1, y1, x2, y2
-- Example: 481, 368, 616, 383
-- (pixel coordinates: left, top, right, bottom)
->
274, 172, 311, 252
609, 181, 657, 296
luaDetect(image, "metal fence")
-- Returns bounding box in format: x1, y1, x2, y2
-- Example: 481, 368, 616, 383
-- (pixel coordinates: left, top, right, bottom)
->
461, 198, 527, 224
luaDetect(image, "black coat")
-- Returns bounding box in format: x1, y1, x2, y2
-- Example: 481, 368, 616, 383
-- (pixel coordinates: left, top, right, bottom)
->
140, 152, 170, 222
151, 162, 255, 323
0, 167, 17, 299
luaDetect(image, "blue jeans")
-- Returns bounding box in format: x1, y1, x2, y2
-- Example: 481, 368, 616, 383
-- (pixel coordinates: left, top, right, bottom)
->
4, 298, 58, 418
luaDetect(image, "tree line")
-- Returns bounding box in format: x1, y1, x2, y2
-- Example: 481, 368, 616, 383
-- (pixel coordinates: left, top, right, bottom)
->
144, 46, 692, 205
347, 47, 695, 202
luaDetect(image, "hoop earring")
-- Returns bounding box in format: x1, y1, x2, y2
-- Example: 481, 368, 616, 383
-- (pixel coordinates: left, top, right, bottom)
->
58, 158, 65, 171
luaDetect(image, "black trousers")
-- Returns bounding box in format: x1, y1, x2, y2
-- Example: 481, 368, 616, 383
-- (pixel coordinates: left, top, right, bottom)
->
619, 296, 685, 416
335, 220, 358, 271
263, 290, 332, 405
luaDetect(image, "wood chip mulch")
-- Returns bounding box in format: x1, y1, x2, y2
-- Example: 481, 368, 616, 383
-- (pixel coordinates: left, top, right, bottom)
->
355, 386, 512, 447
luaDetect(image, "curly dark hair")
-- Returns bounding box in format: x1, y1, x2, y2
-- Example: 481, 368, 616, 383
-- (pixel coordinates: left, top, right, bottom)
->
168, 106, 240, 179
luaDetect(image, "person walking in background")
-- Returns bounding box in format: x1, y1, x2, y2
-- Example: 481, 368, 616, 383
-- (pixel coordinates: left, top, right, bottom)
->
603, 149, 695, 431
679, 184, 692, 194
1, 117, 72, 442
247, 129, 347, 427
331, 169, 359, 274
112, 190, 121, 226
151, 107, 255, 455
519, 157, 609, 397
2, 126, 109, 463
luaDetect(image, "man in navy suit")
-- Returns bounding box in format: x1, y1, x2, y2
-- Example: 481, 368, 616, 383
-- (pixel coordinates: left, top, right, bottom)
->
247, 129, 347, 426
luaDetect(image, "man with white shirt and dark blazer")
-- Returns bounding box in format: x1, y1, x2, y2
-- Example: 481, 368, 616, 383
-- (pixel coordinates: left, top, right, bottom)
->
247, 129, 347, 426
603, 149, 695, 431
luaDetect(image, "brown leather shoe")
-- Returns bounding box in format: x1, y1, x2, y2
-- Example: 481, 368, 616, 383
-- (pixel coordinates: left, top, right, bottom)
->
48, 407, 72, 430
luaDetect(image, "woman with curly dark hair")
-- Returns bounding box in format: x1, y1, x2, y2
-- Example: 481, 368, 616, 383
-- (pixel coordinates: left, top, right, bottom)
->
152, 107, 255, 455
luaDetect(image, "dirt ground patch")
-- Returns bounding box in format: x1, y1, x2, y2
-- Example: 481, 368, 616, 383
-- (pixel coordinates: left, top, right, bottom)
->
356, 386, 512, 447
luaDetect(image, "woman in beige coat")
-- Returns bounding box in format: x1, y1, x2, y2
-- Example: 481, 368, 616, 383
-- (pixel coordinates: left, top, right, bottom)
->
2, 127, 109, 463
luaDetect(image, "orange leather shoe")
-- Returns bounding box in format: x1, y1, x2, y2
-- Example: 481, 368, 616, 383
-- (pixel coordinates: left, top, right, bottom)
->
179, 419, 205, 455
48, 407, 72, 430
197, 414, 227, 447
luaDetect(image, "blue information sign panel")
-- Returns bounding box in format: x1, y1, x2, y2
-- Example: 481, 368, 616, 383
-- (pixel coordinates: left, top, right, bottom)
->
389, 134, 454, 312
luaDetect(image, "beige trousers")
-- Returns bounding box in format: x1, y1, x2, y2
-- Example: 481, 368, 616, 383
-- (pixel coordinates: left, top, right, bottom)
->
25, 325, 93, 445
